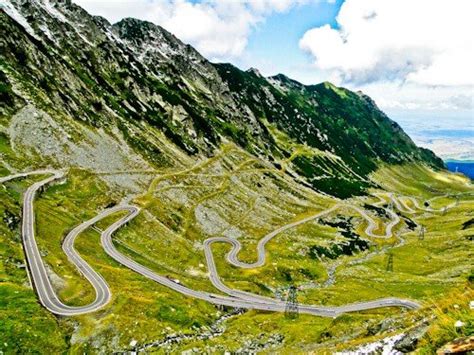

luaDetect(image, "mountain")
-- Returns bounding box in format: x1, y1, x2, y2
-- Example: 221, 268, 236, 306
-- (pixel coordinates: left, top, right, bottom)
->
1, 0, 442, 198
2, 1, 471, 354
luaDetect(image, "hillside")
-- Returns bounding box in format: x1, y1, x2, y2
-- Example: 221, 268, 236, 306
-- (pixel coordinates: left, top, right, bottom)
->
0, 1, 472, 354
1, 0, 442, 197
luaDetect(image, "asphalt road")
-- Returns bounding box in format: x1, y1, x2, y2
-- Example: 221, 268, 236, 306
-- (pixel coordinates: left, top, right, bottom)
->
1, 170, 423, 317
8, 170, 100, 315
373, 191, 473, 215
210, 203, 399, 273
100, 205, 420, 316
203, 202, 405, 307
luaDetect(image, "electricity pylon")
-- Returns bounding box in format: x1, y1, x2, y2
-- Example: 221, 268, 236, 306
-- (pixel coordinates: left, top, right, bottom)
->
386, 253, 394, 272
285, 285, 299, 319
418, 225, 425, 240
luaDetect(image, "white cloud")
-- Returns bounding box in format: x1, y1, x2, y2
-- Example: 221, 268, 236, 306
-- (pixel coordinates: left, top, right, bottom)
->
359, 81, 474, 113
73, 0, 474, 123
299, 0, 474, 86
73, 0, 309, 60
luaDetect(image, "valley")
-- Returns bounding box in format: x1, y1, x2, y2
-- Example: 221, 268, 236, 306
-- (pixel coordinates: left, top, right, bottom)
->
1, 151, 472, 353
0, 0, 473, 353
3, 168, 422, 317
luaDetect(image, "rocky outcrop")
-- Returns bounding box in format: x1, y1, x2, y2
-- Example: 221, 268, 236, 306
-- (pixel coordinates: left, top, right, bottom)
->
1, 0, 443, 198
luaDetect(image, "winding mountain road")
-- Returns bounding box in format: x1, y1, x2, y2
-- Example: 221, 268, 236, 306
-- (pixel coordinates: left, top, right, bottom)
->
374, 191, 473, 215
1, 170, 424, 317
203, 202, 400, 304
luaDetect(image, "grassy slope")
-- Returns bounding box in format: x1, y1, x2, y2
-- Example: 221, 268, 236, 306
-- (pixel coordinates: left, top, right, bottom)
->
135, 161, 473, 353
1, 4, 469, 352
0, 176, 70, 354
0, 144, 472, 353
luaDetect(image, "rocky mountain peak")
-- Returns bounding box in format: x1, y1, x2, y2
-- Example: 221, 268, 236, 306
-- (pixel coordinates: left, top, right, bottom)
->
1, 0, 443, 198
246, 67, 264, 78
112, 18, 183, 61
267, 73, 304, 91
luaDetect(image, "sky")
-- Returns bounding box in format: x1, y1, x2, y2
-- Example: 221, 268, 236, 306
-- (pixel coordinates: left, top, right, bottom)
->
74, 0, 474, 160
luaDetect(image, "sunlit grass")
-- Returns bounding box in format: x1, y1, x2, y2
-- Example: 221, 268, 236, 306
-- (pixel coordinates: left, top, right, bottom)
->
0, 152, 472, 352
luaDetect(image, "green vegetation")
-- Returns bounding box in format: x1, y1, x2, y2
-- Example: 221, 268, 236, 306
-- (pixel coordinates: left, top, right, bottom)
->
0, 284, 69, 353
0, 3, 472, 353
0, 176, 69, 354
1, 144, 473, 353
1, 6, 443, 197
417, 284, 474, 353
214, 64, 443, 197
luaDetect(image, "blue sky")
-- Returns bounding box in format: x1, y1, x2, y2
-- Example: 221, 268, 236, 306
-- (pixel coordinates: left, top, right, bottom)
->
74, 0, 473, 159
239, 0, 341, 83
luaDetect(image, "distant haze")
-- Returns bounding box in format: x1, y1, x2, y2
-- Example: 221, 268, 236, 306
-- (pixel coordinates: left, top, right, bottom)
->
390, 112, 473, 161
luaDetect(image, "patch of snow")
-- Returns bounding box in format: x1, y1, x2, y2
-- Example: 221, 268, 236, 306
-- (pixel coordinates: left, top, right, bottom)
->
105, 28, 124, 45
186, 267, 207, 277
72, 28, 94, 47
43, 1, 95, 46
38, 23, 56, 43
337, 333, 404, 355
2, 1, 40, 40
42, 0, 67, 22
